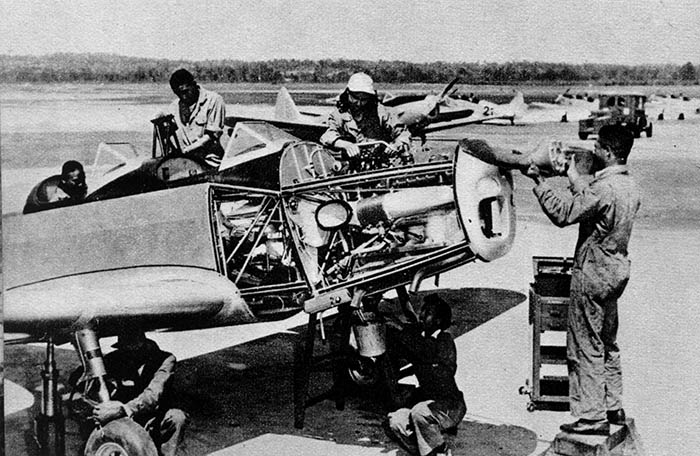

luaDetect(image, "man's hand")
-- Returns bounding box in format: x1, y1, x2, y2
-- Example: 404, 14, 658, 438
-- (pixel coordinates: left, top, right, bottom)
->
336, 140, 360, 159
93, 400, 127, 425
566, 153, 581, 183
523, 163, 543, 184
384, 319, 405, 331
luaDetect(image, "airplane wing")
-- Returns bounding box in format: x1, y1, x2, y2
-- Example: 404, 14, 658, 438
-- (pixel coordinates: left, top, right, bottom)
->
3, 183, 264, 337
421, 112, 514, 134
4, 266, 255, 336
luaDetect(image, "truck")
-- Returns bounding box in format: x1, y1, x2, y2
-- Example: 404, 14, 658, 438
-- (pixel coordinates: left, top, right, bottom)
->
578, 94, 653, 140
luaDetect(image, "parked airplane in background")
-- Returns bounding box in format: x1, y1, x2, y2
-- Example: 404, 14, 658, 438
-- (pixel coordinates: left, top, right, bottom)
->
520, 89, 597, 124
234, 77, 520, 140
4, 116, 517, 455
645, 93, 700, 120
381, 76, 512, 132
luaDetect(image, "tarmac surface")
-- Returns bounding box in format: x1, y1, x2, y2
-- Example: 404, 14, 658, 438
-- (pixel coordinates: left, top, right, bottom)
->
4, 117, 700, 455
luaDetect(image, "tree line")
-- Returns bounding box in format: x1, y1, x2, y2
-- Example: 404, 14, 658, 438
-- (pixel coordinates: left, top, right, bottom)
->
0, 53, 697, 85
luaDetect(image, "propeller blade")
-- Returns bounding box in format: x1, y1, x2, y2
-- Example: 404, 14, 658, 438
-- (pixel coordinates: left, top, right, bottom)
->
438, 75, 461, 101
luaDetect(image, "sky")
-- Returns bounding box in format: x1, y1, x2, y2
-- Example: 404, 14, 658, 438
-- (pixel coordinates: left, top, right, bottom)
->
1, 0, 699, 65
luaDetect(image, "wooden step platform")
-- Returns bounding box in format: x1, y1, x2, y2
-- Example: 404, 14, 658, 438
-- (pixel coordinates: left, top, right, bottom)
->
540, 419, 646, 456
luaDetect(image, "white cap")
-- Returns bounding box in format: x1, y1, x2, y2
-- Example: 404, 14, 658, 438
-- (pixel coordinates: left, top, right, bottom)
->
346, 72, 375, 95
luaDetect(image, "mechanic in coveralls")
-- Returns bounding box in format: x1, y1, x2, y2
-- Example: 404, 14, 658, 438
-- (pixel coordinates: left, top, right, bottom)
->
385, 294, 467, 456
91, 330, 188, 455
524, 124, 641, 435
320, 72, 412, 167
169, 68, 226, 168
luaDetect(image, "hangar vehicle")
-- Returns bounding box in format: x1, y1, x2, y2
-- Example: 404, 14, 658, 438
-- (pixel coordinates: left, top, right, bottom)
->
578, 93, 653, 140
5, 118, 516, 455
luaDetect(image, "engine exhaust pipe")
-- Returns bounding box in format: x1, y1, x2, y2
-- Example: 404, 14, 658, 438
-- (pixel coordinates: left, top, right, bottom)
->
354, 186, 454, 226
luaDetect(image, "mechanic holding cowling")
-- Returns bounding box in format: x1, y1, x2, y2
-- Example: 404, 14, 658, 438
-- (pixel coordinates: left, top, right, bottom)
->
524, 124, 641, 435
320, 72, 412, 168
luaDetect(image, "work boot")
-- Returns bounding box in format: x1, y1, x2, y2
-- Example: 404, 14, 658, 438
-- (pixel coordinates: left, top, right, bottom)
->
606, 408, 626, 425
427, 442, 450, 456
559, 419, 610, 435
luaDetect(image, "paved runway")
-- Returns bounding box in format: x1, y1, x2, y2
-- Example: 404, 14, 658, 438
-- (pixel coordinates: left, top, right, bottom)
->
5, 117, 700, 455
7, 218, 698, 455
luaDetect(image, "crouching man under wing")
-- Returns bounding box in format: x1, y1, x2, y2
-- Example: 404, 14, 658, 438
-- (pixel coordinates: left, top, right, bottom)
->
385, 294, 467, 456
76, 330, 188, 456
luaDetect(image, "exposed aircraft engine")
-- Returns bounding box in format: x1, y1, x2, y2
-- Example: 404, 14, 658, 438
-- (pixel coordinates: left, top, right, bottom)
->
278, 140, 516, 313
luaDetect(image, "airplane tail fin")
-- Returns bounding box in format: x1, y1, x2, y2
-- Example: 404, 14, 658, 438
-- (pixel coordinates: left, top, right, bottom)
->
506, 91, 527, 119
274, 87, 302, 122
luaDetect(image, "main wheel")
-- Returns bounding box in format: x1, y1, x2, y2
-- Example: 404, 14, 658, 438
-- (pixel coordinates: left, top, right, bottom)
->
646, 123, 653, 138
84, 418, 158, 456
346, 353, 381, 386
578, 132, 588, 140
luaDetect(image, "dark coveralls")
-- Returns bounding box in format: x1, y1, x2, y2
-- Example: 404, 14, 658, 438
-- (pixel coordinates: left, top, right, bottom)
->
533, 164, 640, 421
105, 339, 188, 456
388, 326, 467, 455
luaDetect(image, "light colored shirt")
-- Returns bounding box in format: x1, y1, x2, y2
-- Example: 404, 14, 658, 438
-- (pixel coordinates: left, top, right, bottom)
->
170, 86, 226, 148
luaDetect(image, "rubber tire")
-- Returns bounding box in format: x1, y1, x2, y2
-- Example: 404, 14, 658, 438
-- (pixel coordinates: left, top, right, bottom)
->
84, 418, 158, 456
527, 402, 537, 412
578, 132, 588, 140
646, 123, 653, 138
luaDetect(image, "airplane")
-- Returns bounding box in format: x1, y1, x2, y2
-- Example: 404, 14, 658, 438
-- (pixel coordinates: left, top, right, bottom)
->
553, 89, 598, 106
492, 89, 596, 124
645, 93, 700, 120
232, 77, 519, 141
4, 117, 518, 455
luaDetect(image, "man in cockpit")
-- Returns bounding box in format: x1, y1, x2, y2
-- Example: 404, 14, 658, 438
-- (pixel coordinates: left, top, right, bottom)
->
169, 68, 226, 168
23, 160, 88, 214
320, 72, 412, 167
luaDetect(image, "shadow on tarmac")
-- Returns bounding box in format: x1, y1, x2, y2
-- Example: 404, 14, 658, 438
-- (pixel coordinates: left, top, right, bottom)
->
4, 287, 534, 455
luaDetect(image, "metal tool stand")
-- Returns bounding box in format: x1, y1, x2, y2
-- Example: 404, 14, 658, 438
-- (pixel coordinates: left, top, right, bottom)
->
520, 256, 573, 411
293, 303, 399, 429
293, 306, 353, 429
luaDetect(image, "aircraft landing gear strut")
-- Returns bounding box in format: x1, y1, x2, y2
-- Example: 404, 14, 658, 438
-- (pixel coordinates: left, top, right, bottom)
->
34, 337, 66, 456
